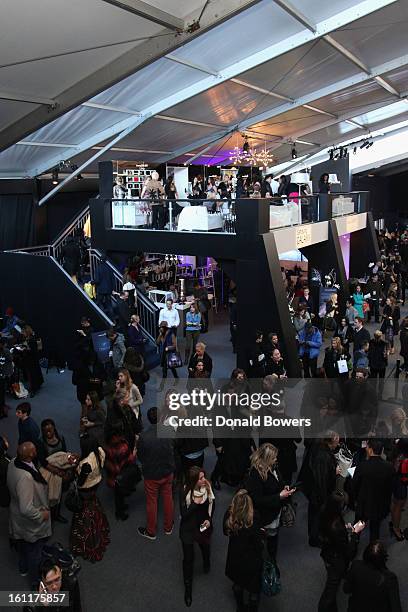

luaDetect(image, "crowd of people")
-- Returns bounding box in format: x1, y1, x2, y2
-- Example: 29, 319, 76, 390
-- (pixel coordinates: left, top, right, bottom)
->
0, 227, 407, 612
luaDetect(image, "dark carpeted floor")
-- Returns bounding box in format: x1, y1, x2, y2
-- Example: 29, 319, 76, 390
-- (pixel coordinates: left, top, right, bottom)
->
0, 310, 407, 612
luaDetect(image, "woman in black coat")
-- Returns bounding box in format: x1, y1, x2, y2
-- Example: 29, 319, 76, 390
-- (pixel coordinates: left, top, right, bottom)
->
244, 443, 295, 562
335, 317, 354, 350
343, 541, 402, 612
318, 492, 365, 612
179, 466, 215, 607
21, 325, 44, 396
224, 490, 263, 612
323, 337, 351, 380
399, 316, 408, 370
105, 391, 140, 453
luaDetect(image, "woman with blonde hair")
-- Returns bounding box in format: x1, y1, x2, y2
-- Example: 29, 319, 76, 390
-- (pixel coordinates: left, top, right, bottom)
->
21, 324, 44, 397
116, 368, 143, 425
244, 443, 295, 563
323, 336, 351, 379
224, 489, 263, 611
391, 407, 408, 437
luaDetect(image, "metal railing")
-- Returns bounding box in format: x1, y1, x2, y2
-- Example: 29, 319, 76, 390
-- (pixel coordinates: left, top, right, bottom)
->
6, 204, 159, 344
7, 244, 52, 256
267, 192, 365, 229
89, 248, 159, 343
53, 206, 90, 262
6, 206, 90, 260
109, 197, 237, 233
105, 192, 368, 234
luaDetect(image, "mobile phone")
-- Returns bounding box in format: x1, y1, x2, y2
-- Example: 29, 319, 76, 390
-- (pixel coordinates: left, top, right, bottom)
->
199, 523, 208, 532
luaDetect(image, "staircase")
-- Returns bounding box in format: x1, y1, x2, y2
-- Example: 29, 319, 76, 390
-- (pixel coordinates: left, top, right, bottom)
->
7, 204, 160, 368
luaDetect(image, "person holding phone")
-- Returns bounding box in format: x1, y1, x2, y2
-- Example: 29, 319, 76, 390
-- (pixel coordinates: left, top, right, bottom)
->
179, 466, 215, 607
318, 491, 365, 612
244, 443, 295, 564
23, 559, 82, 612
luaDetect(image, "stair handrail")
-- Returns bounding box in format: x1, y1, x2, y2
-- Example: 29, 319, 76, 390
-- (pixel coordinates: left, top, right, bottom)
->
5, 244, 52, 256
52, 205, 91, 262
89, 248, 159, 344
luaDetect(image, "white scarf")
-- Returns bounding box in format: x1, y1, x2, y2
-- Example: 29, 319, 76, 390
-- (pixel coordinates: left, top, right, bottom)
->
185, 485, 215, 518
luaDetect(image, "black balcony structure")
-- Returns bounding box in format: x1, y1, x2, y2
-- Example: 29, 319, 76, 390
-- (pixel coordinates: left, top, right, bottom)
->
90, 161, 376, 377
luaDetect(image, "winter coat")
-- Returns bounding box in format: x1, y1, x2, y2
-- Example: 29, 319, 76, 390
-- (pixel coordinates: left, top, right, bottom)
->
94, 262, 115, 295
298, 327, 323, 360
7, 458, 52, 542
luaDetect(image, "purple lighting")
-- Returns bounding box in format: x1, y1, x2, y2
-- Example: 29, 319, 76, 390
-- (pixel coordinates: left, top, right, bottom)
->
339, 233, 350, 279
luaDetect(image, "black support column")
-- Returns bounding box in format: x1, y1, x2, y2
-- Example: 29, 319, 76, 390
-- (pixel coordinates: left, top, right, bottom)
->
349, 212, 381, 278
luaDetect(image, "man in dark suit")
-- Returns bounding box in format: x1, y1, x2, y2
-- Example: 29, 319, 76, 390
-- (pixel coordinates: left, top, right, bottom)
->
261, 174, 274, 198
353, 438, 394, 541
298, 287, 314, 315
353, 317, 371, 352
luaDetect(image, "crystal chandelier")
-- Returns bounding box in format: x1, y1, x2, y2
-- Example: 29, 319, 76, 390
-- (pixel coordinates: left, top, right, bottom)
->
245, 141, 274, 168
229, 135, 274, 168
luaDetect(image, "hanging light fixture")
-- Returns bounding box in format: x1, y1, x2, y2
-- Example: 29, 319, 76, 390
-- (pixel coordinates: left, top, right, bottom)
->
244, 140, 274, 168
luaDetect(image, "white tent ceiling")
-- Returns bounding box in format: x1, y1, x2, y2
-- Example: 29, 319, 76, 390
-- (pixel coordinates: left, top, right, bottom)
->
1, 0, 408, 182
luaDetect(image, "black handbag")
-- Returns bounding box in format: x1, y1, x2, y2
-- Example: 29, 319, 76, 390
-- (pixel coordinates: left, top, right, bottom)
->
64, 480, 83, 513
167, 350, 183, 369
115, 463, 142, 496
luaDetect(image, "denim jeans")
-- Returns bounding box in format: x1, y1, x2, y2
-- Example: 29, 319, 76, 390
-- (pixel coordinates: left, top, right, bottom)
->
17, 537, 48, 584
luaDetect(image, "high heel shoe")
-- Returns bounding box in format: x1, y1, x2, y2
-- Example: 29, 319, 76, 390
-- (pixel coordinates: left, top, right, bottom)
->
184, 581, 192, 607
389, 522, 404, 541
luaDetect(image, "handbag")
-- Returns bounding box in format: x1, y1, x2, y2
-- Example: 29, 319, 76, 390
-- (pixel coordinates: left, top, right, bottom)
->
335, 446, 353, 478
64, 479, 83, 513
12, 382, 29, 399
262, 558, 281, 597
337, 359, 348, 374
280, 502, 296, 528
167, 350, 183, 369
115, 463, 142, 496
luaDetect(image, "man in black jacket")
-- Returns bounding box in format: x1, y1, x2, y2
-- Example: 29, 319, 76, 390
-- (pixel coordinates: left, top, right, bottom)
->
261, 174, 274, 198
299, 431, 340, 547
114, 291, 132, 336
353, 438, 394, 541
137, 408, 175, 540
368, 331, 388, 399
366, 274, 382, 323
353, 317, 371, 352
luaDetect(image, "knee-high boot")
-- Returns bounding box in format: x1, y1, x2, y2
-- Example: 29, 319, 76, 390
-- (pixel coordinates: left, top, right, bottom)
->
232, 584, 245, 612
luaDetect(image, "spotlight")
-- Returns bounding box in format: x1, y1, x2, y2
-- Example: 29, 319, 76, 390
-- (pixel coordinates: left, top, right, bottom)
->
243, 137, 250, 153
366, 141, 373, 148
329, 149, 334, 161
52, 169, 59, 185
291, 147, 298, 159
353, 147, 357, 154
76, 173, 83, 181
